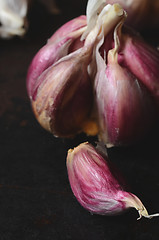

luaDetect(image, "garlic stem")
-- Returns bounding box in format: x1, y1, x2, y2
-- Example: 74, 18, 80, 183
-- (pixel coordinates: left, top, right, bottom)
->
84, 4, 126, 48
125, 193, 159, 220
108, 12, 126, 63
113, 19, 124, 57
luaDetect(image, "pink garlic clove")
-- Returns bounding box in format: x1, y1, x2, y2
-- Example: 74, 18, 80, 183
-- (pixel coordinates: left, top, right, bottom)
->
26, 16, 87, 99
99, 50, 155, 146
31, 45, 95, 137
67, 142, 159, 219
94, 20, 156, 146
118, 32, 159, 107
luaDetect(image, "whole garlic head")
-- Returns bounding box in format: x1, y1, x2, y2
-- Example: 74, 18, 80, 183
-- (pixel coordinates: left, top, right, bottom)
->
0, 0, 28, 38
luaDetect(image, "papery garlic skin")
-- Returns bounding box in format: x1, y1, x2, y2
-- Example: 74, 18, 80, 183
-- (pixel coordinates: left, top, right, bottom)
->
0, 0, 28, 38
88, 0, 159, 29
104, 0, 149, 27
67, 142, 158, 219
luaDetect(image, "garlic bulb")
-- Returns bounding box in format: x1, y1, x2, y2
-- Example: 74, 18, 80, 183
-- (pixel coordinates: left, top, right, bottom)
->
0, 0, 28, 38
27, 0, 159, 145
27, 4, 126, 138
67, 142, 159, 219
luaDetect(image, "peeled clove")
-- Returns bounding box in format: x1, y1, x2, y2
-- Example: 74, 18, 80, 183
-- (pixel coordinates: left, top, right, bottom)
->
67, 142, 159, 219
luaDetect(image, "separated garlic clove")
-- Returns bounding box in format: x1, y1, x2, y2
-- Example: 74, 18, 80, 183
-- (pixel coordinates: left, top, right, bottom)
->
67, 142, 159, 219
27, 16, 87, 99
118, 32, 159, 108
31, 46, 94, 137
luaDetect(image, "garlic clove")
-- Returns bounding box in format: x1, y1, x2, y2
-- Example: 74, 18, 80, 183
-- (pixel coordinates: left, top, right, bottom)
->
94, 22, 156, 146
67, 142, 159, 219
103, 51, 155, 146
119, 32, 159, 107
31, 46, 94, 137
27, 16, 87, 99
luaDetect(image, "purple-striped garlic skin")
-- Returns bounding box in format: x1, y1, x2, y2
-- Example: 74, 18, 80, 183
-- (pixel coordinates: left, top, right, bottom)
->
67, 142, 152, 219
99, 50, 155, 146
31, 46, 94, 137
67, 142, 127, 215
26, 15, 86, 99
119, 34, 159, 107
94, 26, 156, 146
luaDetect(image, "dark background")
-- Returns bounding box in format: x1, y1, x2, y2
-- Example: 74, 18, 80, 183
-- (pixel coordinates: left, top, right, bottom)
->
0, 0, 159, 239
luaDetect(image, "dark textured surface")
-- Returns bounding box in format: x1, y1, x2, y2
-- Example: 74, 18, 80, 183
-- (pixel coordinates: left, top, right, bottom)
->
0, 1, 159, 239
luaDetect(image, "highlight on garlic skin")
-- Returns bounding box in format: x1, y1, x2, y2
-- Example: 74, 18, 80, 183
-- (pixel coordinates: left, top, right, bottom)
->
67, 142, 159, 219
